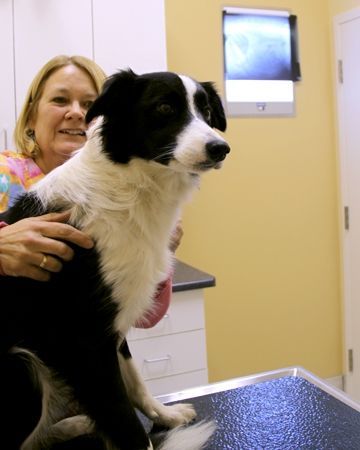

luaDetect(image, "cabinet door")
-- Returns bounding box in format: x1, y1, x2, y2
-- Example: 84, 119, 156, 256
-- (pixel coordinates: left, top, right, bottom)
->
92, 0, 167, 77
335, 8, 360, 402
13, 0, 93, 117
0, 0, 15, 150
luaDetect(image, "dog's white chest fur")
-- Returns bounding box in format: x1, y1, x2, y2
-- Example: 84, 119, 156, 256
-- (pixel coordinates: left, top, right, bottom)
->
33, 131, 197, 335
84, 160, 192, 333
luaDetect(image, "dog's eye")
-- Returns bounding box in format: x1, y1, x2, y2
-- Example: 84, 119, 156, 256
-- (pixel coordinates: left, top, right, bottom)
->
203, 107, 211, 122
157, 103, 174, 115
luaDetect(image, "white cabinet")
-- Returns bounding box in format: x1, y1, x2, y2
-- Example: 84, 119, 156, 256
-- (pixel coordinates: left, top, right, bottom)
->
13, 0, 93, 118
0, 0, 167, 152
0, 0, 16, 149
92, 0, 167, 77
128, 289, 209, 396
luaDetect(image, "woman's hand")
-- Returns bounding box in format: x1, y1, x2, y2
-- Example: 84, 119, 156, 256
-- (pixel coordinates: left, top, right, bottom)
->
0, 211, 93, 281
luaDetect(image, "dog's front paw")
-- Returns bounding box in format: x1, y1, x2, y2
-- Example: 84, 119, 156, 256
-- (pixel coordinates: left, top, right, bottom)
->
151, 402, 196, 428
131, 386, 196, 429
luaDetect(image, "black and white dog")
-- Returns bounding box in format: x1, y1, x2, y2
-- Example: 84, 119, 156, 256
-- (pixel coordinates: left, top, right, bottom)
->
0, 69, 230, 450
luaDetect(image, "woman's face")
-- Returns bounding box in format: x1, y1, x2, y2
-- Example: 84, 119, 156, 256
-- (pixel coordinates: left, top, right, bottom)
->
30, 64, 98, 174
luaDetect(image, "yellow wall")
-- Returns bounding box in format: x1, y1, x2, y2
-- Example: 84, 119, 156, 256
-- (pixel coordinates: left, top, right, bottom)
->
165, 0, 342, 381
330, 0, 360, 15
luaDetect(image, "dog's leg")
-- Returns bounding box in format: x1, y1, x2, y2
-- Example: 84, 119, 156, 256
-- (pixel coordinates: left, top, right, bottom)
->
23, 415, 95, 450
0, 349, 43, 450
59, 338, 152, 450
119, 340, 196, 428
38, 415, 94, 447
8, 348, 82, 450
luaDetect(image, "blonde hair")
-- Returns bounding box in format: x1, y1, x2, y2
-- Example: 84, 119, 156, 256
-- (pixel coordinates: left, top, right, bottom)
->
14, 55, 107, 157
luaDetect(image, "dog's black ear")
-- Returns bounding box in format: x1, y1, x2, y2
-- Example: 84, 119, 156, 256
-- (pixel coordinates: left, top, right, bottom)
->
86, 69, 138, 124
201, 82, 227, 132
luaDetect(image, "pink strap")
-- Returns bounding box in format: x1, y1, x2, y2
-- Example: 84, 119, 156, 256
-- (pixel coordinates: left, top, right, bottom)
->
134, 275, 172, 329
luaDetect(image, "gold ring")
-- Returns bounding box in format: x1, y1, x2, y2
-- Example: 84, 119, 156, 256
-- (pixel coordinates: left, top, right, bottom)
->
40, 254, 48, 269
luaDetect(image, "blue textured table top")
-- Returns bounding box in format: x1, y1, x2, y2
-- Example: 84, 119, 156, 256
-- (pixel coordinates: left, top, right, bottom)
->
185, 376, 360, 449
145, 370, 360, 449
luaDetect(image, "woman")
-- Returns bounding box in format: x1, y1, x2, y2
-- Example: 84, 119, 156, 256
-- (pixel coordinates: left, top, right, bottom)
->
0, 54, 182, 326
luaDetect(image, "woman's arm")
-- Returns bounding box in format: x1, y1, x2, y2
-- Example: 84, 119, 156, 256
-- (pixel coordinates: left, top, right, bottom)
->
0, 222, 8, 275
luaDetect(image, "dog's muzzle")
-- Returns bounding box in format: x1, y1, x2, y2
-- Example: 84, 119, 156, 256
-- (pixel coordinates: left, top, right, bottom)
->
206, 140, 231, 163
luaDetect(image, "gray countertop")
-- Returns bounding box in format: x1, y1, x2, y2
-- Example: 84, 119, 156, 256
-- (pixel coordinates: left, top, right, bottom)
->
172, 259, 216, 292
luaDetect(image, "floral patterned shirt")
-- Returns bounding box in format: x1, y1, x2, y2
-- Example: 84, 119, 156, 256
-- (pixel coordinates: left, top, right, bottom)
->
0, 150, 44, 213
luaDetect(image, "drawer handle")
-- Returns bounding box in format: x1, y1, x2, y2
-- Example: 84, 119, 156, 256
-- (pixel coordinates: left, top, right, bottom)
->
144, 355, 171, 364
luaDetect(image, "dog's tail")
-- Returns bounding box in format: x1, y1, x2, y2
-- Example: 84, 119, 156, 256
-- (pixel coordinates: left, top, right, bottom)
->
156, 420, 216, 450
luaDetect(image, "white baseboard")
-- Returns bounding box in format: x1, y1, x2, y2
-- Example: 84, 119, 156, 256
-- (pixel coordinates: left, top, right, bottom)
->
326, 375, 344, 391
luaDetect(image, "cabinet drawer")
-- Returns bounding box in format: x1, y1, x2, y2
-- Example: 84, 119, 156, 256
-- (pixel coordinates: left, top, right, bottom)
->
129, 330, 207, 381
128, 290, 205, 341
146, 370, 208, 396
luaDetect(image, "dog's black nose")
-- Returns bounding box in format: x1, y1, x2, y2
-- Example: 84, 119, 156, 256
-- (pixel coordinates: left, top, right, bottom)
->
206, 141, 231, 162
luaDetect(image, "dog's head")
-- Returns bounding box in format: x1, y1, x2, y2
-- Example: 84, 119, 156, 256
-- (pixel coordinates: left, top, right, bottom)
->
86, 69, 230, 173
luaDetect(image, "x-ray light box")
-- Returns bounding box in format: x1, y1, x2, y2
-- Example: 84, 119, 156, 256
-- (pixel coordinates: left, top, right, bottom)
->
222, 7, 301, 117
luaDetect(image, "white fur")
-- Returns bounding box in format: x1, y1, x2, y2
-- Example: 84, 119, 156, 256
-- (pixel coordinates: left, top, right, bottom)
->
158, 421, 216, 450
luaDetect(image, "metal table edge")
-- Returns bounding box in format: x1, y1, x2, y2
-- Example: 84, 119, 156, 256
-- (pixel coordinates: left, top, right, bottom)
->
156, 366, 360, 412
